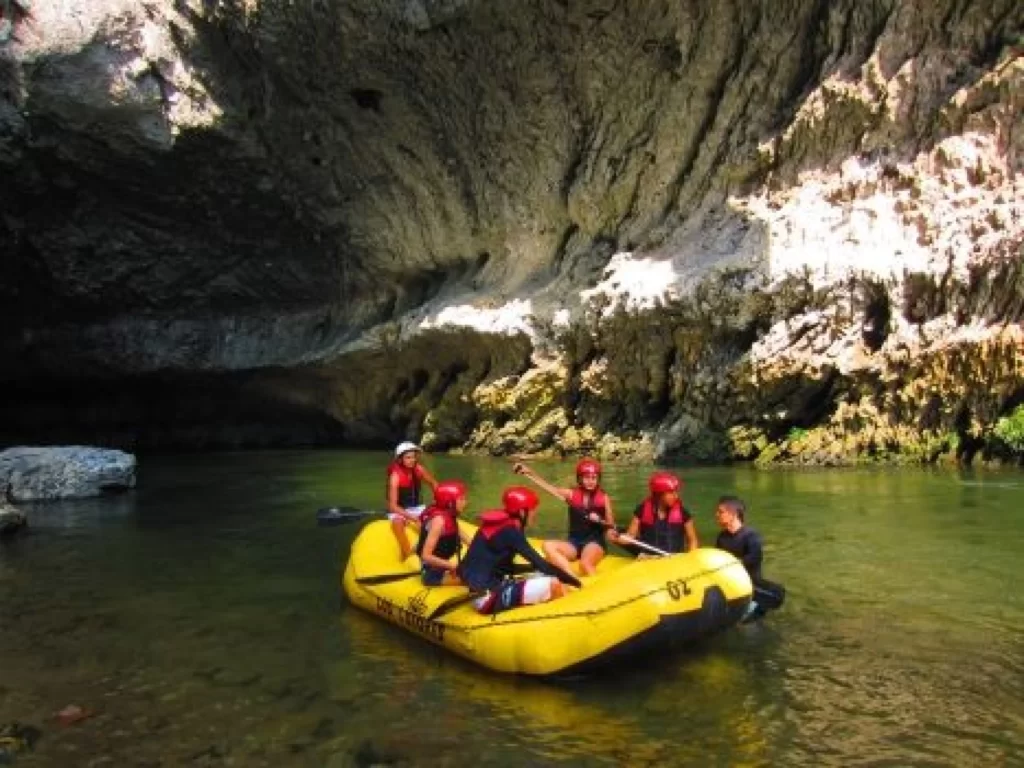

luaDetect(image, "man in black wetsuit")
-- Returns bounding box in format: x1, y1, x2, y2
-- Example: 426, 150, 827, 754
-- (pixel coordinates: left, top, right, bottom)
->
715, 496, 785, 621
457, 486, 582, 614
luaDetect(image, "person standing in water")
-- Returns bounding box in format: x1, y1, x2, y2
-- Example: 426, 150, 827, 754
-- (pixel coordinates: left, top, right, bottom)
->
386, 442, 439, 561
714, 495, 785, 621
512, 459, 616, 576
616, 471, 698, 555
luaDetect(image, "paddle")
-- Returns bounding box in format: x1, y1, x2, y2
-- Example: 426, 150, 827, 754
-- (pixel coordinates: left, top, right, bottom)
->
584, 517, 674, 557
356, 571, 422, 585
427, 590, 484, 621
357, 562, 537, 587
316, 506, 384, 526
612, 531, 671, 557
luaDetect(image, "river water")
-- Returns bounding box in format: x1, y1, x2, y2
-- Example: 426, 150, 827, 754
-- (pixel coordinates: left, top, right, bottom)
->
1, 451, 1022, 767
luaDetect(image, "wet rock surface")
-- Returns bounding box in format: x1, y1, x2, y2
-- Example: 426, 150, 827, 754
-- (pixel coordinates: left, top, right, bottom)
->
0, 447, 136, 501
0, 0, 1020, 463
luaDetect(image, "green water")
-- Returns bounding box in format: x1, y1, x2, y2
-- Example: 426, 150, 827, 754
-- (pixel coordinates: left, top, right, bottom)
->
1, 451, 1022, 767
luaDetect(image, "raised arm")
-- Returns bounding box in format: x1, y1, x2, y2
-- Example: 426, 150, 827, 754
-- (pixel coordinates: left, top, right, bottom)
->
511, 463, 572, 503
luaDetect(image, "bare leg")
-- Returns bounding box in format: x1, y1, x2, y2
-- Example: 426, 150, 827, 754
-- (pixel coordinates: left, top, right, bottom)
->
542, 540, 578, 575
441, 571, 463, 587
579, 542, 605, 576
390, 517, 412, 560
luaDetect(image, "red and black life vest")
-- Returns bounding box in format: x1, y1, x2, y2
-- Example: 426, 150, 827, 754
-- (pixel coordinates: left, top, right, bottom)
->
637, 498, 689, 553
567, 488, 608, 537
416, 505, 460, 560
477, 509, 524, 539
386, 461, 422, 508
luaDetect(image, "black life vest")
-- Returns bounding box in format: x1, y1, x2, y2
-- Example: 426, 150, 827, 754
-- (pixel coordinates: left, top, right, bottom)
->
637, 498, 688, 553
567, 488, 608, 537
416, 505, 460, 560
386, 460, 421, 508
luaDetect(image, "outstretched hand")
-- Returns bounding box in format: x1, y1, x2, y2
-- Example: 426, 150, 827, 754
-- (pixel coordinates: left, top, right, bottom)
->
512, 462, 529, 476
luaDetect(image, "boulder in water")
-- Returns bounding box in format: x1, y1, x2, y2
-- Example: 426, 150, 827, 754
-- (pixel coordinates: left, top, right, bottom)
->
0, 501, 27, 536
0, 446, 136, 502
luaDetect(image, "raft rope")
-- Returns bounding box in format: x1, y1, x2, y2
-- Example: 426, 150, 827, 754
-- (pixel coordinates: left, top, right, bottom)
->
445, 560, 745, 631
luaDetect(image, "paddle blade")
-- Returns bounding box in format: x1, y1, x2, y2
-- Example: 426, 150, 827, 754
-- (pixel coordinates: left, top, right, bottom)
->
316, 507, 377, 526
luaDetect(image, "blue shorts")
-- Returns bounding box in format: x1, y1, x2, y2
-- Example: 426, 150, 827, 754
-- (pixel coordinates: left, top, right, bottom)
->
568, 531, 606, 554
421, 565, 448, 586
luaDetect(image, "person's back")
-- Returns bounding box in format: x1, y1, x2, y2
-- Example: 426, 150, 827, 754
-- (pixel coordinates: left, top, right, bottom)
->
457, 487, 581, 614
459, 520, 522, 592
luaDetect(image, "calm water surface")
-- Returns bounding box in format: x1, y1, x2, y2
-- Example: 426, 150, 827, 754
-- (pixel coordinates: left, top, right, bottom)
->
1, 451, 1023, 767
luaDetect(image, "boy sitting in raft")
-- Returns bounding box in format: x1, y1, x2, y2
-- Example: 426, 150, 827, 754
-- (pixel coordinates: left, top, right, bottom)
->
417, 480, 473, 586
512, 459, 617, 576
613, 471, 698, 555
714, 495, 785, 621
386, 441, 438, 561
456, 486, 582, 614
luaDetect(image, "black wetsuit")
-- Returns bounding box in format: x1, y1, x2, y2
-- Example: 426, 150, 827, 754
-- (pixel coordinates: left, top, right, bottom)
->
715, 526, 763, 581
458, 525, 581, 593
717, 526, 785, 617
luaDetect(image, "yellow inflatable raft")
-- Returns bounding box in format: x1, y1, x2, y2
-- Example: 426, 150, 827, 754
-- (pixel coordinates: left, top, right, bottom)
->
342, 520, 753, 676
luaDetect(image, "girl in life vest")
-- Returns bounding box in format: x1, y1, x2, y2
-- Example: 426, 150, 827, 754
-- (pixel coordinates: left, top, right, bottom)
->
457, 486, 582, 615
386, 441, 439, 561
618, 471, 699, 555
512, 458, 616, 576
417, 480, 473, 586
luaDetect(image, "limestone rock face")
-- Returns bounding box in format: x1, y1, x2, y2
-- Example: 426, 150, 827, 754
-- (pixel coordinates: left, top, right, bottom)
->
0, 0, 1020, 461
0, 447, 137, 501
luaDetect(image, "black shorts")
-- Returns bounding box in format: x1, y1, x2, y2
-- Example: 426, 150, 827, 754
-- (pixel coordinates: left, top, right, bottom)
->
568, 531, 606, 554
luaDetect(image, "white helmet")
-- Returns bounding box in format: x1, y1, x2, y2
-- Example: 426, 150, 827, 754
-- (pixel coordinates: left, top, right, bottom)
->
394, 441, 422, 457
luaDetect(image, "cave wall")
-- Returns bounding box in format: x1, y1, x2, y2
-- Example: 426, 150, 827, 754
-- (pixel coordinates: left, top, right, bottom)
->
0, 0, 1020, 456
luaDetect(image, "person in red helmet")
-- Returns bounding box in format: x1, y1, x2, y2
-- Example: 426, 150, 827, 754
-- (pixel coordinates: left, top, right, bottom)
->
386, 441, 439, 561
417, 480, 473, 586
457, 486, 582, 614
512, 458, 617, 576
617, 471, 698, 555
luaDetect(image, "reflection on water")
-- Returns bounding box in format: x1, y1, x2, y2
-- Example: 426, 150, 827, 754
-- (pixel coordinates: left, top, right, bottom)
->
1, 451, 1022, 766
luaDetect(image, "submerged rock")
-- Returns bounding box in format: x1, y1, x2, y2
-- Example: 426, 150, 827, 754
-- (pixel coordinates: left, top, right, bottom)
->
0, 501, 27, 536
0, 447, 136, 501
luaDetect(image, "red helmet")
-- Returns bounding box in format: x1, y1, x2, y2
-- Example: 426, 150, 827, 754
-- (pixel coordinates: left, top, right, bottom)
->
575, 458, 601, 478
434, 480, 467, 508
648, 471, 682, 495
502, 486, 539, 514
